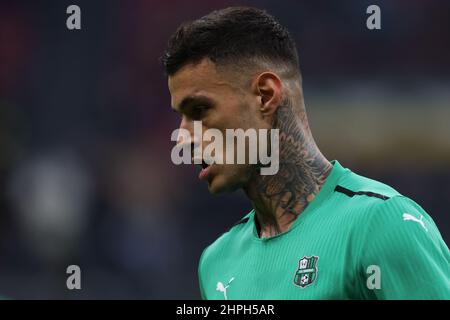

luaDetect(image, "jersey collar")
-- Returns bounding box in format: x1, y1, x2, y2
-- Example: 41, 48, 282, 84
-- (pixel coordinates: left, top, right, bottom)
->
250, 159, 350, 240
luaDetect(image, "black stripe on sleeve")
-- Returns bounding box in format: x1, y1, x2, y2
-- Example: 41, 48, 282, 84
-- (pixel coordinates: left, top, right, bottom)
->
334, 185, 390, 201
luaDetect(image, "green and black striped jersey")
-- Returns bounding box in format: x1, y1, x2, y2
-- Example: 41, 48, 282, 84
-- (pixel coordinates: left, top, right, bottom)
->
199, 160, 450, 299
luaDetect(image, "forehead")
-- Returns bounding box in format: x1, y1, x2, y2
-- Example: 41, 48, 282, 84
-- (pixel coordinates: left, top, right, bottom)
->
168, 59, 240, 109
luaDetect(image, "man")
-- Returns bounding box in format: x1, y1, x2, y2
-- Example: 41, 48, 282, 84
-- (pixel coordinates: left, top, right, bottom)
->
162, 7, 450, 299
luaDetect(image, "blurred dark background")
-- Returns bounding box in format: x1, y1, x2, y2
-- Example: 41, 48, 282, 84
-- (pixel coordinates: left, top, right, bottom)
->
0, 0, 449, 299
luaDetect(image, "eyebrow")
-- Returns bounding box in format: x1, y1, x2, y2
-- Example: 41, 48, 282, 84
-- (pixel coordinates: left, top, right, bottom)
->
173, 95, 214, 114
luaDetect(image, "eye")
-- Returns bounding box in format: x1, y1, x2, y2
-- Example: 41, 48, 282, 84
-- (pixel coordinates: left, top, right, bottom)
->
191, 105, 209, 120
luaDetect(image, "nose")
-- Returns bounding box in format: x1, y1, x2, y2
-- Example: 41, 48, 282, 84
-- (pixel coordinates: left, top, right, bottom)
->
177, 117, 193, 143
177, 117, 202, 162
179, 117, 203, 143
176, 117, 195, 148
179, 115, 192, 133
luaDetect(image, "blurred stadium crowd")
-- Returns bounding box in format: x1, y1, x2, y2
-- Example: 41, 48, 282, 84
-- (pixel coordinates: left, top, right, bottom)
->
0, 0, 449, 298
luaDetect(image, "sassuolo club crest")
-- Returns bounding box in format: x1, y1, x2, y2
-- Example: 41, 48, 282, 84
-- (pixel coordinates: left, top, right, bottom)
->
293, 256, 319, 288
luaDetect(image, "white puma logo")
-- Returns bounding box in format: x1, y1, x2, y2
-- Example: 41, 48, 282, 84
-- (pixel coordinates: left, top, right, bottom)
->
403, 213, 428, 232
216, 277, 234, 300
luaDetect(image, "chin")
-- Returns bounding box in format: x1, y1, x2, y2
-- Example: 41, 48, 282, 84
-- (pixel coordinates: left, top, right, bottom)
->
207, 174, 241, 194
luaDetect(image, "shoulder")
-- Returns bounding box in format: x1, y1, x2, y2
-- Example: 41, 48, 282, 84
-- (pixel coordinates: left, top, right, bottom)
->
333, 171, 448, 279
330, 169, 402, 225
331, 169, 444, 250
350, 192, 448, 271
364, 195, 444, 245
336, 169, 401, 202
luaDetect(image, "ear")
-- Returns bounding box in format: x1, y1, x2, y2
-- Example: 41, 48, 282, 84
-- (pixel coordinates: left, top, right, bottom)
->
252, 72, 283, 123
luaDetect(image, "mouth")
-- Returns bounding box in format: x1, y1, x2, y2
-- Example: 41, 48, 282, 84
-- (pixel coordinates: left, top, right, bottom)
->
198, 160, 212, 181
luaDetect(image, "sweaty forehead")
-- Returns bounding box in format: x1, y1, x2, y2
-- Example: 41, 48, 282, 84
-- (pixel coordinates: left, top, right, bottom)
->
168, 59, 243, 108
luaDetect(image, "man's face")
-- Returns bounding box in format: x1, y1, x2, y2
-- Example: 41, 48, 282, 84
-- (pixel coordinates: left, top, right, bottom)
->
169, 59, 268, 194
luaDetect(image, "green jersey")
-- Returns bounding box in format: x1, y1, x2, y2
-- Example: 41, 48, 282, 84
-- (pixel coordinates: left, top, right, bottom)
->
198, 160, 450, 299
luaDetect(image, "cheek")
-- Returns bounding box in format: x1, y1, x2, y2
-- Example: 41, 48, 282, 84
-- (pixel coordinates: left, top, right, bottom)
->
213, 95, 255, 127
228, 105, 260, 130
206, 107, 239, 130
239, 98, 266, 129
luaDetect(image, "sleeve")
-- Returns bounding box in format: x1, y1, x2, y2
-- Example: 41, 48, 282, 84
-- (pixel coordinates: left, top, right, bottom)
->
359, 195, 450, 299
198, 248, 208, 300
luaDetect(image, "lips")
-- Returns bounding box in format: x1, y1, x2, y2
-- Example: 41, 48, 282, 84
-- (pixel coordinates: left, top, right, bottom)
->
198, 160, 211, 180
192, 149, 213, 181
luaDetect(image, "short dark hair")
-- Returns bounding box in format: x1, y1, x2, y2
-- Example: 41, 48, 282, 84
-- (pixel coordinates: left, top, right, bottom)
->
162, 7, 300, 76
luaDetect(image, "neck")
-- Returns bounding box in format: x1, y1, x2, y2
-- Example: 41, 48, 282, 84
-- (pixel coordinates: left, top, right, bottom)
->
244, 103, 332, 238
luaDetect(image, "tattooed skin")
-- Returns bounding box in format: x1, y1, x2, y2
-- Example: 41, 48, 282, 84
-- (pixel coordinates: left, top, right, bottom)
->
244, 101, 332, 238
